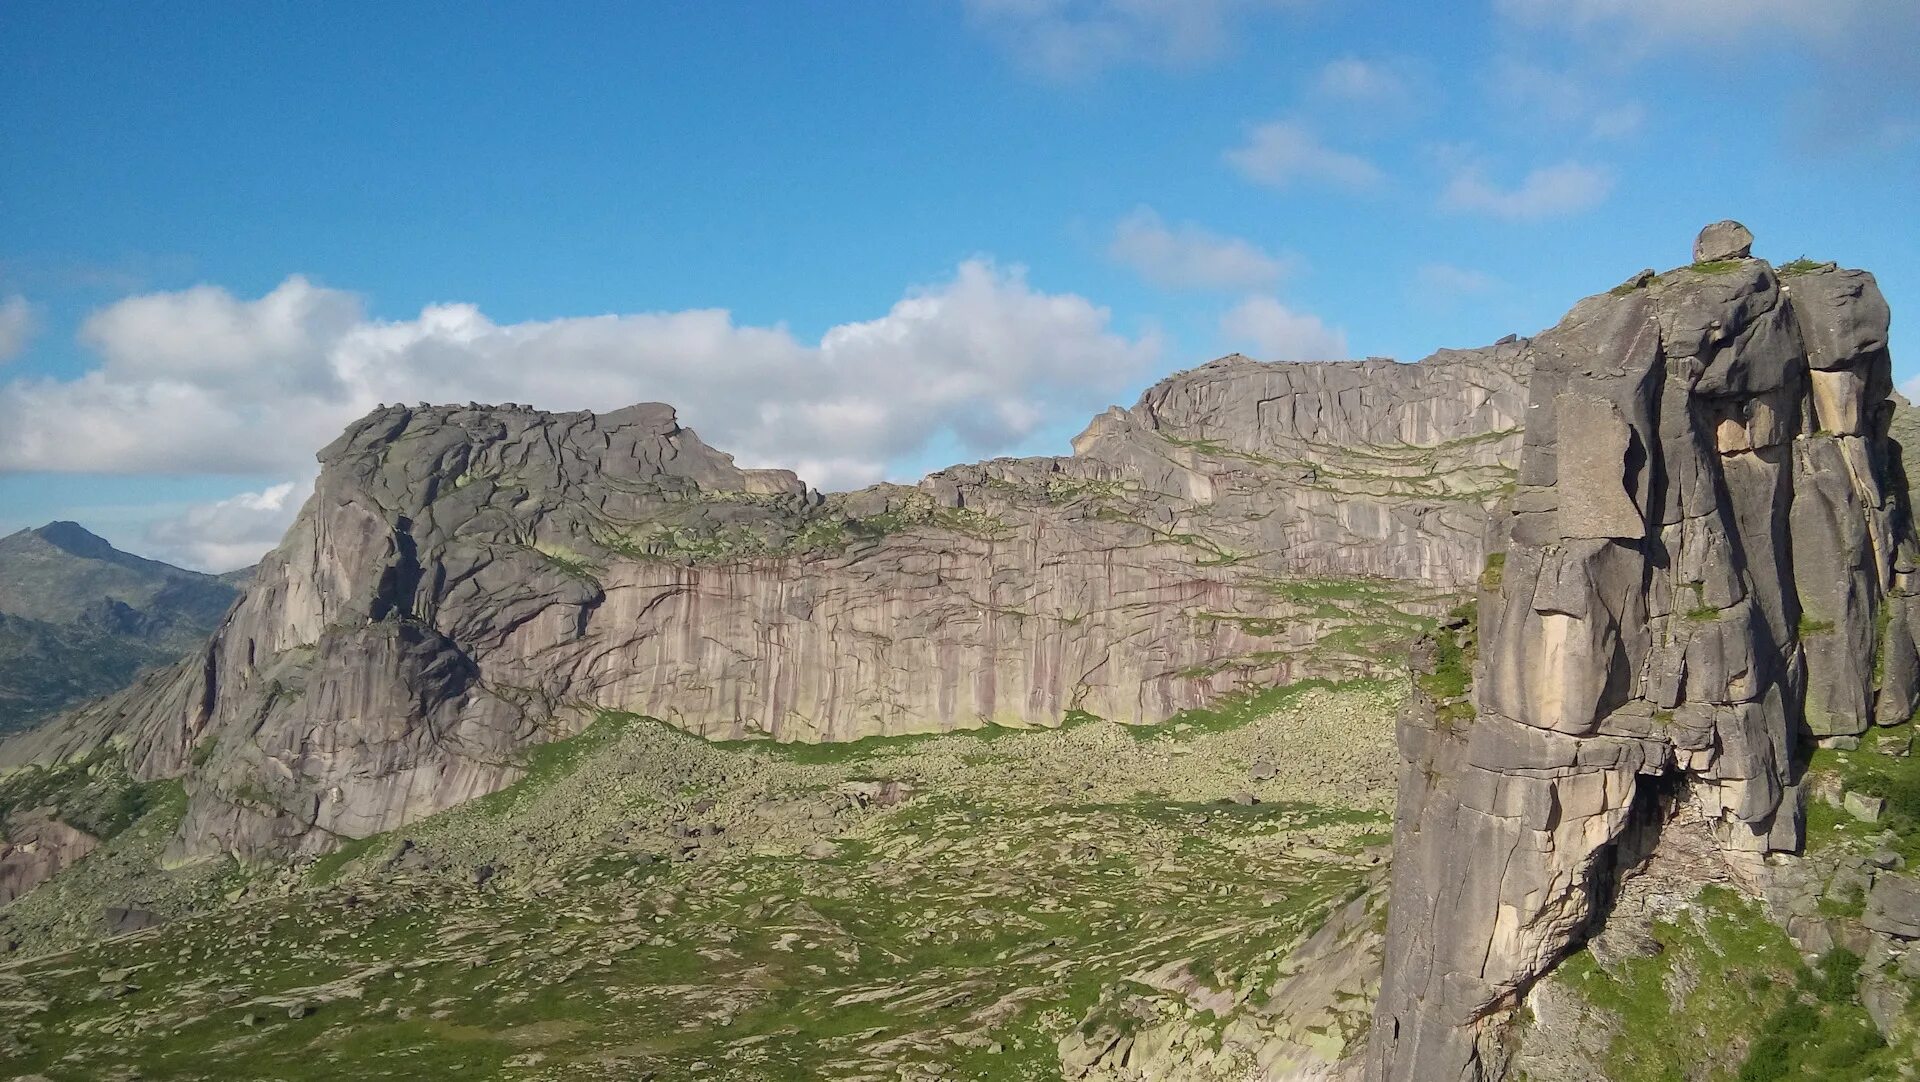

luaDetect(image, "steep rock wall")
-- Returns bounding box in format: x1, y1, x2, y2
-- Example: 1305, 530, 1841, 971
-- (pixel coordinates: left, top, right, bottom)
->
2, 350, 1526, 860
1366, 231, 1915, 1081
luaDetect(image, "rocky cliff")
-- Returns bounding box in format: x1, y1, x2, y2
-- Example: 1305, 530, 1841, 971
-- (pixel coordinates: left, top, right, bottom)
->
0, 347, 1525, 861
1366, 224, 1916, 1080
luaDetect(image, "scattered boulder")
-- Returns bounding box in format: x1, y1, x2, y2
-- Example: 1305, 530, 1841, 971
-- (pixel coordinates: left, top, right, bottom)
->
1863, 874, 1920, 939
1843, 791, 1887, 823
101, 907, 163, 937
1692, 219, 1754, 262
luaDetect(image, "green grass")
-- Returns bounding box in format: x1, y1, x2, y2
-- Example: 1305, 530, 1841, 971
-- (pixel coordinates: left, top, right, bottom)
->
0, 748, 174, 841
1778, 257, 1828, 276
1804, 719, 1920, 863
0, 734, 1391, 1082
306, 830, 391, 884
466, 710, 640, 817
1689, 259, 1747, 275
1799, 614, 1837, 636
1554, 884, 1900, 1082
1413, 603, 1476, 727
1130, 677, 1393, 741
1480, 552, 1505, 590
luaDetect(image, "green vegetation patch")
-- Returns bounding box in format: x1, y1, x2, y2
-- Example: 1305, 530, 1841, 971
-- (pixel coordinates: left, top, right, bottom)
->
1805, 719, 1920, 864
0, 748, 173, 841
1554, 885, 1897, 1082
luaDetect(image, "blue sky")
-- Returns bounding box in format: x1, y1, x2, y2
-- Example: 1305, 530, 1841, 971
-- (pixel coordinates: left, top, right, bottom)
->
2, 1, 1916, 569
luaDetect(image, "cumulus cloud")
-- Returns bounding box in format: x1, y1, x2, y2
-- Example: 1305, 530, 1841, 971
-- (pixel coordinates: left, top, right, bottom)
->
1439, 161, 1614, 221
1219, 295, 1347, 361
1225, 120, 1383, 191
1, 264, 1159, 496
1107, 207, 1291, 290
142, 480, 307, 572
963, 0, 1300, 79
1494, 0, 1891, 46
0, 296, 37, 364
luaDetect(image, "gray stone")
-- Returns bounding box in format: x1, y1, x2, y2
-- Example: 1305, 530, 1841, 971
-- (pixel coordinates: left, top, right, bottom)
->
1368, 232, 1918, 1081
0, 343, 1534, 863
1551, 395, 1642, 539
1844, 791, 1886, 822
1693, 219, 1754, 263
1864, 874, 1920, 939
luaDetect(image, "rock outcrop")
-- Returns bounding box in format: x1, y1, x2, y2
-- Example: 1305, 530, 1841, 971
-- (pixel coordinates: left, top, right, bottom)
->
1366, 227, 1914, 1080
1, 350, 1526, 861
0, 808, 99, 905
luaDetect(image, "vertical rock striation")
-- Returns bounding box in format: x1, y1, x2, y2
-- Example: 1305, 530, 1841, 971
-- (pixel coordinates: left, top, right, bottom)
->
1366, 229, 1915, 1080
1, 350, 1527, 862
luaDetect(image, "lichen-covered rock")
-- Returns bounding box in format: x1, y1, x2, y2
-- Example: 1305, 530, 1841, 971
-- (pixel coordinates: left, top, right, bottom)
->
1366, 229, 1915, 1081
1, 349, 1527, 862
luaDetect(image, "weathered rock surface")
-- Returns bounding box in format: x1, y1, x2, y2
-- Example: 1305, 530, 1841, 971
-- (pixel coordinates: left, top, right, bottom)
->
1864, 873, 1920, 939
0, 809, 98, 905
1692, 220, 1755, 263
1366, 226, 1915, 1080
1, 350, 1525, 860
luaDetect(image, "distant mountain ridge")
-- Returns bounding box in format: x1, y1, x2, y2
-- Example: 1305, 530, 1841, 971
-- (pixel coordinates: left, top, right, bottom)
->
0, 523, 242, 734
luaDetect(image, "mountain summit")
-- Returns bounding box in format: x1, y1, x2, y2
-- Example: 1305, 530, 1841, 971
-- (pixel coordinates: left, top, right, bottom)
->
0, 523, 241, 734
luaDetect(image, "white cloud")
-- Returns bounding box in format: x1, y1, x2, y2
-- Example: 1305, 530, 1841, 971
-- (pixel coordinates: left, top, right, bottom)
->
1494, 0, 1918, 152
1219, 295, 1347, 361
1311, 58, 1408, 104
1490, 61, 1644, 140
0, 263, 1160, 497
143, 480, 306, 572
0, 296, 37, 364
1439, 161, 1614, 221
1494, 0, 1889, 48
1225, 120, 1383, 191
963, 0, 1299, 78
1416, 263, 1499, 297
1107, 206, 1290, 290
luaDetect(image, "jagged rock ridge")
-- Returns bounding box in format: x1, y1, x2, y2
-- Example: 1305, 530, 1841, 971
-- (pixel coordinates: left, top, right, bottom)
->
1, 349, 1526, 861
1366, 233, 1914, 1080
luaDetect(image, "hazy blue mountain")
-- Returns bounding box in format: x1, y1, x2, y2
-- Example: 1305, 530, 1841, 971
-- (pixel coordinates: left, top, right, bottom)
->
0, 523, 240, 734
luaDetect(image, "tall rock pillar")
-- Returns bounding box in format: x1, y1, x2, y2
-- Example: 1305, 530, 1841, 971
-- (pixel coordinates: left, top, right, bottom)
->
1366, 226, 1916, 1081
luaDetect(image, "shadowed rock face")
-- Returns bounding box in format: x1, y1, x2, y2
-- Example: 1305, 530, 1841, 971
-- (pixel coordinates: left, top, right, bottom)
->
1, 350, 1526, 861
1365, 235, 1914, 1080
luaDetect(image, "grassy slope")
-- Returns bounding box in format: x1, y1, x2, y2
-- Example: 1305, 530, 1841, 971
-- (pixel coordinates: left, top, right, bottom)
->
0, 681, 1402, 1081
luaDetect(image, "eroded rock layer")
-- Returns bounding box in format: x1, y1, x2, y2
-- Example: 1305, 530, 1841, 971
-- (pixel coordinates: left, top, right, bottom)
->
2, 350, 1525, 860
1366, 244, 1914, 1080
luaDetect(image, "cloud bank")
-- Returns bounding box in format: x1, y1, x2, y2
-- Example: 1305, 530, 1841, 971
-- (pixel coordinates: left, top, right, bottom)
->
5, 264, 1163, 568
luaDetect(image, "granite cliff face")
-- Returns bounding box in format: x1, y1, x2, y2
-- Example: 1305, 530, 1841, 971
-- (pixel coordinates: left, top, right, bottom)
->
1, 348, 1525, 861
1366, 227, 1914, 1080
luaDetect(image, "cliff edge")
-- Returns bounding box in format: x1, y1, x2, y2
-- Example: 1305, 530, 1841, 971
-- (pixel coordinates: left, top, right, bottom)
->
1366, 224, 1914, 1080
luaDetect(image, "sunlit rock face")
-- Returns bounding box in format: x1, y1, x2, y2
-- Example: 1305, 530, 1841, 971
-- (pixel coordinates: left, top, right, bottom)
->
1366, 230, 1915, 1081
2, 346, 1527, 861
